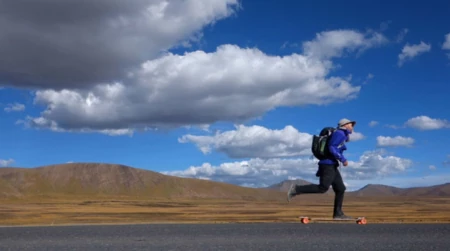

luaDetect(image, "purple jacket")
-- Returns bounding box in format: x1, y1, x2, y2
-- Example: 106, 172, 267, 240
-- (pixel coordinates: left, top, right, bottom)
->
318, 128, 351, 165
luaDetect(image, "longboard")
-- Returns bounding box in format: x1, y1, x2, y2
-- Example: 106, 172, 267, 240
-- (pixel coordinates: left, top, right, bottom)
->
299, 216, 367, 224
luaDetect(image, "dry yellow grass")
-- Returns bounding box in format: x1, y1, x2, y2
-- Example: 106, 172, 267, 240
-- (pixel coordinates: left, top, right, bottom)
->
1, 195, 450, 226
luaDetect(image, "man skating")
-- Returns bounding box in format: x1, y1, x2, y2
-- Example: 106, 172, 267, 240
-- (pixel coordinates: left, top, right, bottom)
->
287, 118, 356, 220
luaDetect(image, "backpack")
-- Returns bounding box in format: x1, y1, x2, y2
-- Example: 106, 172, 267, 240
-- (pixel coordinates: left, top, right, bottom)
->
311, 127, 336, 160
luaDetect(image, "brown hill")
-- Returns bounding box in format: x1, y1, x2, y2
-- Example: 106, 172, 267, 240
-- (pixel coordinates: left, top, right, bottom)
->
0, 163, 283, 201
397, 183, 450, 196
349, 183, 450, 197
266, 179, 450, 197
265, 179, 312, 192
349, 184, 404, 196
264, 179, 334, 195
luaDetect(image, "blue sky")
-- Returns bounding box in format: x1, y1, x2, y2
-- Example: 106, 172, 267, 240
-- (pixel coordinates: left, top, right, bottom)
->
1, 0, 450, 190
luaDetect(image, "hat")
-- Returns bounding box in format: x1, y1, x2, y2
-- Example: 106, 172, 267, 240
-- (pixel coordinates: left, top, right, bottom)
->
338, 118, 356, 128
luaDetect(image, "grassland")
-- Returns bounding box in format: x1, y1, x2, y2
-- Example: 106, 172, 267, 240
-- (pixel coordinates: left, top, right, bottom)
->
1, 195, 450, 226
2, 163, 450, 226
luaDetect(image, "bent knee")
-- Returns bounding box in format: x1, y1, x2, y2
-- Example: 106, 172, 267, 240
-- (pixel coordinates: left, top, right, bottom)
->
333, 185, 346, 193
318, 185, 330, 193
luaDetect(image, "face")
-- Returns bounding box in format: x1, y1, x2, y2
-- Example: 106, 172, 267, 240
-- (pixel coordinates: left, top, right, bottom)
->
344, 122, 354, 132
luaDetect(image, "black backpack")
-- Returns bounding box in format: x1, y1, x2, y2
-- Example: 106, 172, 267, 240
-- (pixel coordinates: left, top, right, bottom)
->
311, 127, 336, 160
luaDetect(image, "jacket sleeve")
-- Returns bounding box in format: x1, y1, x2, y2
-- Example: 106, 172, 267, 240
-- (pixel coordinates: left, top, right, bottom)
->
328, 131, 347, 163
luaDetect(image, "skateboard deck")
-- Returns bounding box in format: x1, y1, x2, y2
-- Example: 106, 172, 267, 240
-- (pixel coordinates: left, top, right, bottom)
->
299, 216, 367, 224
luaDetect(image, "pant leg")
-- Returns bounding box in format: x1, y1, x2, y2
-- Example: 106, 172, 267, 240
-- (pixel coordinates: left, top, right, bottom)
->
294, 164, 336, 194
331, 167, 347, 216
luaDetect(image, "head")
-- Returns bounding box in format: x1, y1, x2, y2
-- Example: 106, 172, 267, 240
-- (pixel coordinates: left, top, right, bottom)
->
338, 118, 356, 132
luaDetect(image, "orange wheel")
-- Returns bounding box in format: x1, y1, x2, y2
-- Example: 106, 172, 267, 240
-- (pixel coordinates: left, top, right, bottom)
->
301, 217, 309, 224
360, 218, 367, 225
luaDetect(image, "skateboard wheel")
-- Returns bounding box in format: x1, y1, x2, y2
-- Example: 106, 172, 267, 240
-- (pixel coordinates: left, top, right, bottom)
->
357, 218, 367, 225
300, 217, 309, 224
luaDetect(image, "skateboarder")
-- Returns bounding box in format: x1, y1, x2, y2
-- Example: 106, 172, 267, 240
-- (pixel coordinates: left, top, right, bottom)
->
287, 118, 356, 220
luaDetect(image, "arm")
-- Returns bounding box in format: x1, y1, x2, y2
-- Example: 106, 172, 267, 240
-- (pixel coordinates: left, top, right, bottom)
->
327, 131, 347, 163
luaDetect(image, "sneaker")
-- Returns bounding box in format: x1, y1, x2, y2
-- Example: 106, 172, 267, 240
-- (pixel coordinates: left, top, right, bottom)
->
287, 184, 296, 202
333, 213, 353, 220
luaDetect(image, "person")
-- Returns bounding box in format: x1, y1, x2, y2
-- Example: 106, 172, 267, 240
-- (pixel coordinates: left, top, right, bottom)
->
286, 118, 356, 219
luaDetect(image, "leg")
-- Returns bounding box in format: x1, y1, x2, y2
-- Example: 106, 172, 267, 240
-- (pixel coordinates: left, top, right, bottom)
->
331, 168, 351, 219
287, 164, 336, 202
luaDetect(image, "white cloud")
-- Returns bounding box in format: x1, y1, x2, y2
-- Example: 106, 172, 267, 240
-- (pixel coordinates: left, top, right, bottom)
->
344, 149, 413, 180
302, 29, 388, 59
405, 116, 450, 130
21, 28, 387, 134
396, 28, 409, 43
398, 41, 431, 67
4, 103, 25, 112
179, 124, 365, 158
350, 131, 365, 141
429, 165, 436, 170
376, 136, 414, 147
443, 33, 450, 50
444, 155, 450, 166
363, 73, 374, 84
369, 121, 379, 127
164, 149, 413, 188
443, 33, 450, 59
179, 124, 313, 158
0, 0, 241, 89
0, 158, 14, 167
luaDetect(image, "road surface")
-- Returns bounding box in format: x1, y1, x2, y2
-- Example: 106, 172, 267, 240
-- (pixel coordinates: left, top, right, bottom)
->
1, 223, 449, 250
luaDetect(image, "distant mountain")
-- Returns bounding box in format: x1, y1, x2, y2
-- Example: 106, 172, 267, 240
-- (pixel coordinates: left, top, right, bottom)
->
2, 163, 449, 200
0, 163, 283, 201
349, 184, 403, 196
266, 180, 450, 197
265, 179, 312, 191
264, 179, 334, 195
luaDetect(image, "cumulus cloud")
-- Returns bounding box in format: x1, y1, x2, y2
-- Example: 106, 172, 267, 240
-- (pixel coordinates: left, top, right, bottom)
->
179, 124, 365, 158
0, 0, 240, 89
369, 121, 379, 127
398, 41, 431, 67
179, 125, 313, 158
163, 149, 413, 188
443, 33, 450, 59
404, 116, 450, 130
0, 158, 14, 167
302, 29, 387, 59
20, 28, 387, 134
4, 103, 25, 112
443, 33, 450, 50
5, 1, 387, 135
350, 131, 365, 141
376, 136, 414, 147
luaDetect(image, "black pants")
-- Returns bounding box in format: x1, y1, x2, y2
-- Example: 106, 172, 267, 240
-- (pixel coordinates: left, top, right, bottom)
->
294, 163, 346, 216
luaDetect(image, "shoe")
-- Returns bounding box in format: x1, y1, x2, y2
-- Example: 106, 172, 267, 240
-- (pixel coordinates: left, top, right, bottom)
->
333, 212, 353, 220
287, 184, 297, 202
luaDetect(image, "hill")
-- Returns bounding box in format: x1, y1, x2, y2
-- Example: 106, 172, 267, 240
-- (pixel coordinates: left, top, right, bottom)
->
349, 183, 450, 197
265, 179, 312, 191
349, 184, 404, 196
266, 179, 450, 197
0, 163, 283, 201
264, 179, 334, 195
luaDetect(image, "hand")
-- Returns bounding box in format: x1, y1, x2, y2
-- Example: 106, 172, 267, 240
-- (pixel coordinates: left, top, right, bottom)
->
343, 161, 348, 166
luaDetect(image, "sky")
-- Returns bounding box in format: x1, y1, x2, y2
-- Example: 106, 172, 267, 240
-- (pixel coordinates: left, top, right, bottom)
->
1, 0, 450, 191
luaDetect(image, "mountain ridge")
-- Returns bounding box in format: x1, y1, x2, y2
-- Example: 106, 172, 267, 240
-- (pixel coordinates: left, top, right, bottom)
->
1, 162, 449, 199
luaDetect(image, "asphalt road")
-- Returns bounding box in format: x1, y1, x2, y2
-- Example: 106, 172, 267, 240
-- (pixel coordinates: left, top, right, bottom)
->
0, 223, 449, 250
